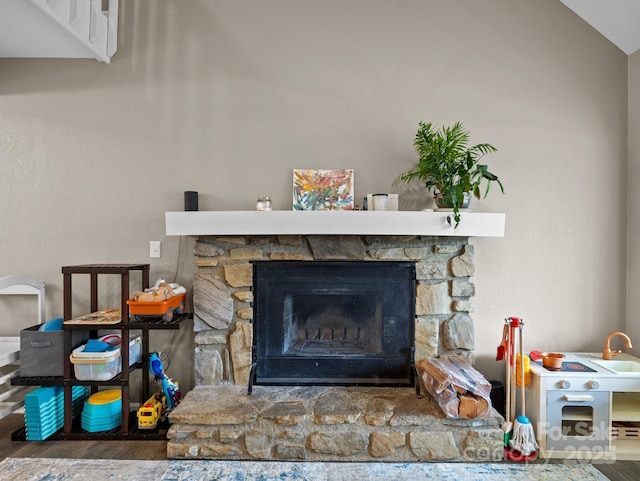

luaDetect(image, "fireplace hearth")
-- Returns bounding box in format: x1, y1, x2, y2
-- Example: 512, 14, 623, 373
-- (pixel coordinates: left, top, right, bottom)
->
249, 261, 416, 391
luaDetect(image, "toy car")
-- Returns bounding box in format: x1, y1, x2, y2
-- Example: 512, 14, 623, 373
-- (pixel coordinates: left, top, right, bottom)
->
126, 292, 186, 322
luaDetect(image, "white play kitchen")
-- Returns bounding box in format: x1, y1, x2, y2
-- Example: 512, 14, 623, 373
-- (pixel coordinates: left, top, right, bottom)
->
525, 331, 640, 461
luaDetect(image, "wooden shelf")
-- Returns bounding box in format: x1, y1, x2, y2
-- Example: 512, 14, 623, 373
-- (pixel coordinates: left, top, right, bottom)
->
611, 439, 640, 460
165, 210, 506, 237
62, 313, 189, 331
13, 266, 188, 441
11, 411, 169, 441
612, 392, 640, 422
61, 264, 150, 275
12, 315, 189, 387
61, 264, 150, 439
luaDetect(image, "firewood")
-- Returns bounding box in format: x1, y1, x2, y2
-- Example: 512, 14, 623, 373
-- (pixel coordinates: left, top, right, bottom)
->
416, 359, 450, 393
458, 393, 478, 419
474, 394, 490, 418
453, 385, 467, 394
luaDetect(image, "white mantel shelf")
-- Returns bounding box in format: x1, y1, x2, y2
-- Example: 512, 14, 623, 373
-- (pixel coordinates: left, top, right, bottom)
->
165, 211, 505, 237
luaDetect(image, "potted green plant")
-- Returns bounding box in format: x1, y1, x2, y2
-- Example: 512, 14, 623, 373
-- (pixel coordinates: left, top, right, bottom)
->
396, 121, 503, 227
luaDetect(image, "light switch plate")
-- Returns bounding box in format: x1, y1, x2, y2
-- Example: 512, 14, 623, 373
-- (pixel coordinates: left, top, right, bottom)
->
150, 241, 161, 258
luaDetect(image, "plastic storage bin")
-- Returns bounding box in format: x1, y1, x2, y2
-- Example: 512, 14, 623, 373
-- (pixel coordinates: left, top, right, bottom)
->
70, 336, 142, 381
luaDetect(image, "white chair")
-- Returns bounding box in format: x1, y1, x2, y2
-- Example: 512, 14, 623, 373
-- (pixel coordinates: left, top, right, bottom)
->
0, 275, 45, 418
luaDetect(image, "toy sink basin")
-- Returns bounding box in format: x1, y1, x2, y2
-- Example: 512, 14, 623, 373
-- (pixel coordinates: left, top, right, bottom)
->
591, 359, 640, 375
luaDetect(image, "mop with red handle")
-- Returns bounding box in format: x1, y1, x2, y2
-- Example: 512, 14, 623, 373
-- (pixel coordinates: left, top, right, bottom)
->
506, 317, 538, 460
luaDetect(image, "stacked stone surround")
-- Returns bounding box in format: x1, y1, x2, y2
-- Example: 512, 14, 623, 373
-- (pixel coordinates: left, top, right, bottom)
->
166, 234, 503, 461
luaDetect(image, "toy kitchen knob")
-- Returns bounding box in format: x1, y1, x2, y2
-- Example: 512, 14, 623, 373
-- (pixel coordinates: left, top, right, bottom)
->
587, 380, 600, 390
557, 380, 571, 389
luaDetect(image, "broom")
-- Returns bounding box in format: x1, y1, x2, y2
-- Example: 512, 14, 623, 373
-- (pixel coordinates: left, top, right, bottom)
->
508, 319, 538, 457
500, 321, 513, 447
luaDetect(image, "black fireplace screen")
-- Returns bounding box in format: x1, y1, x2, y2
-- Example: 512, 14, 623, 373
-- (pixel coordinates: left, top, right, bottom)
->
249, 261, 416, 391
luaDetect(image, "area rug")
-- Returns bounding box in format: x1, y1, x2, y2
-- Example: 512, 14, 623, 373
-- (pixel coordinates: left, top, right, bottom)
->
0, 457, 610, 481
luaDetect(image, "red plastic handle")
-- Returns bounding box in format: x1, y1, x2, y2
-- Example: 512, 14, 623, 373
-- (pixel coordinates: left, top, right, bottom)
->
508, 317, 522, 327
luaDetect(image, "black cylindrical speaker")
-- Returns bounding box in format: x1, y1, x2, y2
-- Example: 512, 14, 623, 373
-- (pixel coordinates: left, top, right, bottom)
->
184, 191, 198, 211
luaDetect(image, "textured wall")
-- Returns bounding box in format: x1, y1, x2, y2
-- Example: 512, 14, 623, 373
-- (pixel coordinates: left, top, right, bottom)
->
0, 0, 628, 390
627, 51, 640, 351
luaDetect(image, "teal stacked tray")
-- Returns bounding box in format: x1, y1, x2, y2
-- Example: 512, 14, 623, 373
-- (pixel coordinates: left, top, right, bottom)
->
24, 386, 89, 441
81, 389, 122, 433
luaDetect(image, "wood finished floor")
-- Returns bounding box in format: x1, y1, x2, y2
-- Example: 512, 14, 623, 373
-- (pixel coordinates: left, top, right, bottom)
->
0, 413, 167, 460
0, 413, 637, 480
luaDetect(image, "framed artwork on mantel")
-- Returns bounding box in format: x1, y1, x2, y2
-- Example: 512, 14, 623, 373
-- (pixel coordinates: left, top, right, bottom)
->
292, 168, 354, 210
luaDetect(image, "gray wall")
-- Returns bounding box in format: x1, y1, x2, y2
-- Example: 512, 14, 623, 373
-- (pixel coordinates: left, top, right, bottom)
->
628, 50, 640, 351
0, 0, 630, 390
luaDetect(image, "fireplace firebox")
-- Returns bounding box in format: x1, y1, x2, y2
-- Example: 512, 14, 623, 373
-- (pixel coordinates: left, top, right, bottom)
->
248, 261, 416, 392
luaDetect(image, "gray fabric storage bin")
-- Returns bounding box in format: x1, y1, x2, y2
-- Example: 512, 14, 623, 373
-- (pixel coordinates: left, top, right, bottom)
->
20, 325, 90, 377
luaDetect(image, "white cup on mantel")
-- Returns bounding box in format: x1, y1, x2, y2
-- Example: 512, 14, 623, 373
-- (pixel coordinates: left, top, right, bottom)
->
367, 194, 398, 211
372, 194, 389, 211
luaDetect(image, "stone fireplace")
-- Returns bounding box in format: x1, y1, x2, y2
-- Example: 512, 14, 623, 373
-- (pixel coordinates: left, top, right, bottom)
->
166, 233, 503, 461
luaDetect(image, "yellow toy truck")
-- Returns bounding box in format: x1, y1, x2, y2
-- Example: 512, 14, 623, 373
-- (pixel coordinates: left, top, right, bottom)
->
137, 391, 166, 430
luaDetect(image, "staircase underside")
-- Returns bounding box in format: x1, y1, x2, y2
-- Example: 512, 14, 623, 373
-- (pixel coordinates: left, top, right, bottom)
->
0, 0, 118, 63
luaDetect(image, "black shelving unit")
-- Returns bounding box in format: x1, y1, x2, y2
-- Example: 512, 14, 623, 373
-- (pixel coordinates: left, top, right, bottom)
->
62, 264, 150, 436
12, 264, 187, 440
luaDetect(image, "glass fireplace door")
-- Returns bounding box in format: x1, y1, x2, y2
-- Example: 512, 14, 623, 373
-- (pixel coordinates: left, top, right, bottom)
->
251, 261, 416, 388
